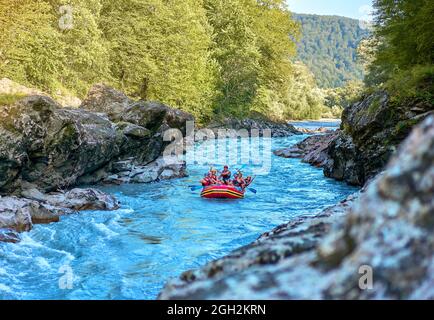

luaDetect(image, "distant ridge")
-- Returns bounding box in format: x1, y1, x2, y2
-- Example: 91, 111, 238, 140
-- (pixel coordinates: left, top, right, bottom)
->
293, 13, 370, 88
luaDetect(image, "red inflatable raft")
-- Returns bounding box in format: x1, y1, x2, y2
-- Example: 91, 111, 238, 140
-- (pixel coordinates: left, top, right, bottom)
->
201, 185, 245, 199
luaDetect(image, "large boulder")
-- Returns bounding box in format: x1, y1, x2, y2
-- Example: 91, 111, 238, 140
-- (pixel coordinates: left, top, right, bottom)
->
80, 83, 132, 121
80, 84, 193, 167
324, 91, 433, 186
0, 85, 194, 192
81, 84, 194, 134
0, 196, 62, 232
0, 95, 120, 193
159, 116, 434, 300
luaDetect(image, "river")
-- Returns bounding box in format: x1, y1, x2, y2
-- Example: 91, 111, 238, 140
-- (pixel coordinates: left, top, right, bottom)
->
0, 122, 357, 300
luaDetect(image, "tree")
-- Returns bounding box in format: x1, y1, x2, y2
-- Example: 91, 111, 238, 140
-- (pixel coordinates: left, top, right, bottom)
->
101, 0, 216, 122
367, 0, 434, 103
0, 0, 64, 92
204, 0, 261, 117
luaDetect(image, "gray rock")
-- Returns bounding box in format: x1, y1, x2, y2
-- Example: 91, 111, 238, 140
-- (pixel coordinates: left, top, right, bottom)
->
79, 83, 131, 121
0, 228, 20, 243
208, 118, 302, 138
0, 85, 194, 193
131, 170, 159, 183
324, 91, 433, 186
0, 95, 119, 193
274, 131, 338, 168
111, 160, 134, 173
1, 187, 120, 242
0, 196, 60, 232
44, 188, 120, 211
158, 116, 434, 300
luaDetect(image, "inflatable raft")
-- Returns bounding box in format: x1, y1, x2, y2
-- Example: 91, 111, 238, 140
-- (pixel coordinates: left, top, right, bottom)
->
201, 185, 244, 199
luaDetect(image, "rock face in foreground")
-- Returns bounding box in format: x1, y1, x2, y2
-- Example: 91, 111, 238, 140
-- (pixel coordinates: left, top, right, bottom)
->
324, 91, 433, 186
159, 116, 434, 300
0, 84, 192, 194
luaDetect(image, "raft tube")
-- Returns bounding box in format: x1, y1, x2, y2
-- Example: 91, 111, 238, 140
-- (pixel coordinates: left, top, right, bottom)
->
201, 185, 244, 199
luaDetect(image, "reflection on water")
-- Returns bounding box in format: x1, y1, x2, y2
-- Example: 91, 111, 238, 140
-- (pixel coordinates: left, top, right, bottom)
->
0, 131, 357, 300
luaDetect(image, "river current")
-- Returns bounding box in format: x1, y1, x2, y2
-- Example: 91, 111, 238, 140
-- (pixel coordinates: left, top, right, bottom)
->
0, 122, 357, 299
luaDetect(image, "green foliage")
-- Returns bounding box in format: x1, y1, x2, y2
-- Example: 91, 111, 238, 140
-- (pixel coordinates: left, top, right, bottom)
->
367, 0, 434, 105
0, 1, 65, 92
384, 65, 434, 105
323, 80, 364, 113
0, 0, 332, 123
294, 13, 370, 88
0, 93, 27, 106
282, 62, 325, 120
367, 96, 382, 115
204, 0, 261, 117
101, 0, 216, 123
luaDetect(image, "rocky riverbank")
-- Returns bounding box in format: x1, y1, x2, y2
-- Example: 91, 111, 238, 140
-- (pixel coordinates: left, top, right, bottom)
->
159, 115, 434, 300
324, 91, 433, 186
0, 83, 193, 242
206, 117, 302, 138
275, 92, 433, 187
274, 131, 339, 168
0, 187, 119, 243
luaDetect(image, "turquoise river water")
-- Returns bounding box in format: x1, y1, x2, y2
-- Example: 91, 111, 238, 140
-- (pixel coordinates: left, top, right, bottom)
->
0, 124, 357, 300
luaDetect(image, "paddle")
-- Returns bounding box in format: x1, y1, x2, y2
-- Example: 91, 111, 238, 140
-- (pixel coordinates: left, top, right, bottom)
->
188, 185, 203, 191
247, 187, 257, 194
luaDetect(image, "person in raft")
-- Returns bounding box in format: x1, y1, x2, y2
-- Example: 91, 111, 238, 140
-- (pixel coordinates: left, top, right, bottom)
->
200, 173, 211, 187
233, 172, 246, 190
219, 165, 232, 185
201, 169, 219, 186
245, 176, 253, 188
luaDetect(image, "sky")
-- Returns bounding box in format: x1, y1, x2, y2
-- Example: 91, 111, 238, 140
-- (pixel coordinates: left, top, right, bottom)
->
286, 0, 374, 20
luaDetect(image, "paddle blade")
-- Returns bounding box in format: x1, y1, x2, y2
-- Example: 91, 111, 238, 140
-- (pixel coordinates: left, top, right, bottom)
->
247, 188, 257, 194
189, 186, 203, 191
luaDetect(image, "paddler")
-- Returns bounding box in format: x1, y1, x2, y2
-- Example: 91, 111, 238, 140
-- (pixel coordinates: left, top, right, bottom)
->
233, 172, 246, 190
200, 173, 211, 187
219, 165, 232, 185
209, 169, 219, 185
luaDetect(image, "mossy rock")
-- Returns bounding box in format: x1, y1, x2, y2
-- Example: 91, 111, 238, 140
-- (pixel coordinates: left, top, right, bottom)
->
0, 93, 28, 106
367, 96, 382, 115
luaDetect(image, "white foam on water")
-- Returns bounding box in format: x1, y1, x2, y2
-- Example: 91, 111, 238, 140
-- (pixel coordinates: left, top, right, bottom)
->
0, 283, 12, 293
35, 257, 51, 269
19, 234, 44, 248
19, 233, 75, 261
95, 223, 119, 237
116, 208, 134, 215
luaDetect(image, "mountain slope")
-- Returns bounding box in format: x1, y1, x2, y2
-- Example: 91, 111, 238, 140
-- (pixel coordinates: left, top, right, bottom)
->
293, 13, 370, 88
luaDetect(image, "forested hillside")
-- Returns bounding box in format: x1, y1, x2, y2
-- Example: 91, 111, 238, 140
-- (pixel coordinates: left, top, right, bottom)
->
366, 0, 434, 105
1, 0, 336, 122
294, 13, 370, 88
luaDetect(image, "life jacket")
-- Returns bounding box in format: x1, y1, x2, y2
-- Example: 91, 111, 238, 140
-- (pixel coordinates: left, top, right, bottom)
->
220, 170, 231, 181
